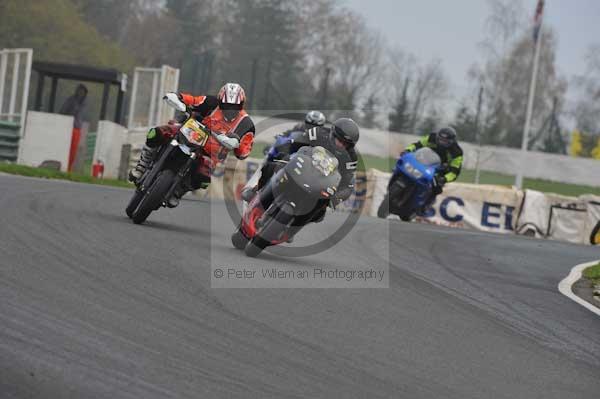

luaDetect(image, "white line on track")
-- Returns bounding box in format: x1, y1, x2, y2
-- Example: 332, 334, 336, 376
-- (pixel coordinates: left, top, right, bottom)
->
558, 260, 600, 317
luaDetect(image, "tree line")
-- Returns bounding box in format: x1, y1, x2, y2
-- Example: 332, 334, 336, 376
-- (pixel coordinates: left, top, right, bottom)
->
1, 0, 599, 157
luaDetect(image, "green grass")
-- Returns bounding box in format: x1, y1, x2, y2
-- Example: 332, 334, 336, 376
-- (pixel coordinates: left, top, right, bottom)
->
583, 263, 600, 285
0, 163, 131, 188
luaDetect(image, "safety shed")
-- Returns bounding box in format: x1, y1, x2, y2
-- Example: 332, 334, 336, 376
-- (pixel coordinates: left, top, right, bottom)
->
32, 61, 127, 123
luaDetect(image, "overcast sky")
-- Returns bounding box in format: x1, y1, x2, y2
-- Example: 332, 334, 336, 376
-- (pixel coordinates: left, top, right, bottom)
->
344, 0, 600, 93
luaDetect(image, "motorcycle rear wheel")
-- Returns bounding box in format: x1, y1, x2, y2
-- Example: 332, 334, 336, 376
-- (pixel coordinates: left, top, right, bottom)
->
132, 169, 175, 224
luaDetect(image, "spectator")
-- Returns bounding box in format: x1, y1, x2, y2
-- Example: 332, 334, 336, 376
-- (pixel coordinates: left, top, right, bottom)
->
59, 84, 88, 129
59, 84, 88, 171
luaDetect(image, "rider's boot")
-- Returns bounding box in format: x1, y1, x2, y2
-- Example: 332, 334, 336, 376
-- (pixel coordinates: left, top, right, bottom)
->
166, 175, 202, 208
129, 144, 156, 184
416, 194, 436, 216
166, 186, 186, 208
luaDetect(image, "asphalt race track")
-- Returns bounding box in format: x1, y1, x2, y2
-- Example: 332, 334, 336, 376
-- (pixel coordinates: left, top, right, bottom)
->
1, 173, 599, 399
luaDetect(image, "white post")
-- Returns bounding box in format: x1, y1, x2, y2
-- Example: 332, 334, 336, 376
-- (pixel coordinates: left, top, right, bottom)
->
128, 69, 139, 128
16, 50, 32, 163
8, 52, 20, 123
515, 20, 544, 188
473, 86, 484, 184
0, 51, 7, 118
148, 71, 159, 127
19, 50, 32, 133
156, 66, 167, 125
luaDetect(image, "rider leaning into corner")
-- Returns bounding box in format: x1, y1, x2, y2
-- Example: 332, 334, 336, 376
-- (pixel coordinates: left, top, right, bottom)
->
242, 115, 360, 229
403, 126, 464, 212
129, 83, 255, 207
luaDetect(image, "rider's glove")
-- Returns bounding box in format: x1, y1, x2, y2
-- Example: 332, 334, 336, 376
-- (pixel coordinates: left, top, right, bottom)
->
216, 134, 240, 150
328, 192, 345, 209
163, 92, 187, 112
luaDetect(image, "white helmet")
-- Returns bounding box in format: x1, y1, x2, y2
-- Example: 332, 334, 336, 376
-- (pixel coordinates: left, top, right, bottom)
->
218, 83, 246, 121
218, 83, 246, 105
305, 110, 326, 127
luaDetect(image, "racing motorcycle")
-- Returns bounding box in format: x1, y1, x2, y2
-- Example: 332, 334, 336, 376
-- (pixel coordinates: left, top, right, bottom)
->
377, 147, 442, 221
126, 94, 238, 224
231, 145, 341, 257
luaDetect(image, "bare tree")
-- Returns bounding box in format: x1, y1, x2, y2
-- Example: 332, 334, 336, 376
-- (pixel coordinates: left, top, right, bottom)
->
465, 0, 567, 148
571, 44, 600, 135
296, 4, 383, 112
479, 0, 526, 60
407, 58, 449, 132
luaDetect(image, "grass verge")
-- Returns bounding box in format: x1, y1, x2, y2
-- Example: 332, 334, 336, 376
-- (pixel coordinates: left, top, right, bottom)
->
582, 263, 600, 286
0, 163, 131, 188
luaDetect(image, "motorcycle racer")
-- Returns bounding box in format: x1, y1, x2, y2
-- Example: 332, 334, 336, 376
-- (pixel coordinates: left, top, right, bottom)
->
403, 126, 463, 212
129, 83, 255, 207
244, 118, 360, 226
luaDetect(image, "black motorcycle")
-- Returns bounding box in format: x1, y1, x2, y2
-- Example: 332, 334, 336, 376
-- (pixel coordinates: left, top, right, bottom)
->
232, 146, 342, 257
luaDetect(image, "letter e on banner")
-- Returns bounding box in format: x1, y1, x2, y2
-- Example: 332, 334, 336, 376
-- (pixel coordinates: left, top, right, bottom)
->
482, 202, 502, 228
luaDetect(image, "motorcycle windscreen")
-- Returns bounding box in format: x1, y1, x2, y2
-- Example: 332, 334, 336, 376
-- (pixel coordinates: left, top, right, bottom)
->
413, 147, 441, 166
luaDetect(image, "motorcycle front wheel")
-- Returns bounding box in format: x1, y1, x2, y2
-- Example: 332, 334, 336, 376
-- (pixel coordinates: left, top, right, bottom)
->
132, 169, 176, 224
377, 194, 390, 218
126, 189, 144, 219
231, 228, 249, 250
244, 237, 268, 258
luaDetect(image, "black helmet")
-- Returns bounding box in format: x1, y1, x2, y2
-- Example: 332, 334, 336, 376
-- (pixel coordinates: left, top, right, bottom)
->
330, 118, 360, 149
305, 110, 326, 128
437, 126, 457, 148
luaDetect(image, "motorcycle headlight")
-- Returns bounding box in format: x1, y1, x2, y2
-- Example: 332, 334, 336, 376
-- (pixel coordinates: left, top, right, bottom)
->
404, 163, 423, 179
311, 146, 338, 176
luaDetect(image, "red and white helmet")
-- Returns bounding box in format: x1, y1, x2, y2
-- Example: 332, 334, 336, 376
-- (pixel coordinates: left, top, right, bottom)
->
218, 83, 246, 106
218, 83, 246, 121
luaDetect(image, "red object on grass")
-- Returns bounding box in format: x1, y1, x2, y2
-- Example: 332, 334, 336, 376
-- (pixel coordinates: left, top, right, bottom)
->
92, 160, 104, 178
68, 127, 81, 172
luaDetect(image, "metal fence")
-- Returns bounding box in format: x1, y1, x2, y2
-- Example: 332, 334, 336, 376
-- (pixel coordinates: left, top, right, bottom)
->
0, 120, 20, 162
127, 65, 180, 129
0, 48, 33, 162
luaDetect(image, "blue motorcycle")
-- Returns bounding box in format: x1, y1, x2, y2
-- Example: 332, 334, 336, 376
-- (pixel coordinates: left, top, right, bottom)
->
377, 147, 442, 221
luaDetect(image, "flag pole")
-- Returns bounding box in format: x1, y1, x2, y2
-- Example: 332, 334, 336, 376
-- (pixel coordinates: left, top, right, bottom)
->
515, 2, 544, 189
